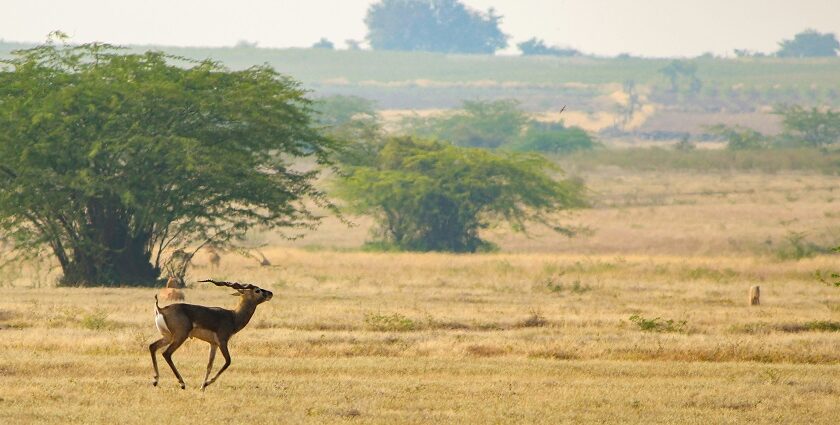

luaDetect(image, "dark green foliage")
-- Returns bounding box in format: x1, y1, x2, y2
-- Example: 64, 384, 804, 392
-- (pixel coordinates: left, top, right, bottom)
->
777, 29, 839, 57
511, 122, 597, 154
706, 124, 768, 150
401, 99, 529, 149
338, 137, 586, 252
365, 0, 508, 54
517, 38, 580, 57
0, 38, 335, 286
775, 105, 840, 147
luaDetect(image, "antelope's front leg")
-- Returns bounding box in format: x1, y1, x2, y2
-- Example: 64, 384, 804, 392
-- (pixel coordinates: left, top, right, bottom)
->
201, 344, 218, 391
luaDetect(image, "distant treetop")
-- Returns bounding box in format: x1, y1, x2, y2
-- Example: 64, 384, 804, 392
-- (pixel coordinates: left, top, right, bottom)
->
777, 29, 839, 58
518, 38, 580, 57
365, 0, 508, 54
312, 38, 335, 49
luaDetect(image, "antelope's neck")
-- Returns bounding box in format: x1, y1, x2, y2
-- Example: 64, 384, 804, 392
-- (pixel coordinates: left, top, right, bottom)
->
232, 298, 259, 333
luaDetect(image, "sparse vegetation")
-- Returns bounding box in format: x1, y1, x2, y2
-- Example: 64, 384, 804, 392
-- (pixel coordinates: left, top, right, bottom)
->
629, 314, 687, 333
80, 309, 112, 331
364, 312, 416, 332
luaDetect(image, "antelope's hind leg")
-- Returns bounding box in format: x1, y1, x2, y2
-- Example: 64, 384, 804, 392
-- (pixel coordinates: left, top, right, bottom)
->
161, 333, 189, 389
149, 337, 171, 387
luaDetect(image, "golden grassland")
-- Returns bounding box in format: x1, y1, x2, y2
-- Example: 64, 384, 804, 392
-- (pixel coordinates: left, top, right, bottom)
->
1, 168, 839, 424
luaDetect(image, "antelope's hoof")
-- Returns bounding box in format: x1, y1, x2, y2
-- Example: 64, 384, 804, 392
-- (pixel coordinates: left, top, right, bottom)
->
152, 380, 158, 387
180, 383, 186, 390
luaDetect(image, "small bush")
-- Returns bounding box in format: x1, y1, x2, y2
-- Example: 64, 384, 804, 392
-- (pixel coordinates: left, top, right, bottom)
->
364, 312, 416, 332
80, 310, 111, 331
542, 274, 592, 294
774, 231, 830, 260
682, 266, 738, 282
465, 344, 507, 357
517, 310, 548, 328
776, 321, 840, 333
511, 122, 597, 154
629, 314, 687, 333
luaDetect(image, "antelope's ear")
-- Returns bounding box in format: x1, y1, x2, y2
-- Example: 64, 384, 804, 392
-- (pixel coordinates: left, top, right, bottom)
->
230, 292, 241, 296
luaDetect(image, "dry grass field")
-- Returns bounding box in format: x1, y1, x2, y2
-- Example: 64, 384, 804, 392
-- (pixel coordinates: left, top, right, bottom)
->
1, 167, 839, 424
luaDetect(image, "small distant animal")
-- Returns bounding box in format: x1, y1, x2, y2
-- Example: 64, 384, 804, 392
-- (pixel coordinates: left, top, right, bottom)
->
171, 249, 194, 266
749, 285, 760, 306
257, 250, 271, 267
207, 248, 221, 269
150, 279, 273, 390
158, 276, 185, 301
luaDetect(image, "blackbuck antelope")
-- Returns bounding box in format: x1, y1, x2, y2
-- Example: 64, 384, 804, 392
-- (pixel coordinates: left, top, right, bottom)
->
150, 279, 273, 390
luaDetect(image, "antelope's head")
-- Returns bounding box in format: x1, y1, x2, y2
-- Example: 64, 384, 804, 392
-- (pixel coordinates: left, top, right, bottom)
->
199, 279, 273, 304
237, 285, 273, 304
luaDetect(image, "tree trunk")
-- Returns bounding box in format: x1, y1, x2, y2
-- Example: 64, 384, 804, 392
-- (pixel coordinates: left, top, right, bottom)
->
59, 241, 159, 286
58, 207, 160, 286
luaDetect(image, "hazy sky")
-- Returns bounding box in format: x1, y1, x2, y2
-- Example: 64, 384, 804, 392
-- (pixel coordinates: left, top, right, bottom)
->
2, 0, 839, 57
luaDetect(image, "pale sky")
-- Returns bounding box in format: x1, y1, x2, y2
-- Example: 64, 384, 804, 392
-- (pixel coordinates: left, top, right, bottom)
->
2, 0, 839, 57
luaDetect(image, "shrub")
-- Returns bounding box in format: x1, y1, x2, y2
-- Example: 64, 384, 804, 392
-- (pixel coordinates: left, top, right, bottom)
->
774, 105, 840, 147
542, 274, 592, 294
80, 310, 111, 331
511, 122, 597, 154
364, 312, 416, 332
517, 310, 548, 328
774, 231, 830, 260
629, 314, 687, 333
706, 124, 768, 150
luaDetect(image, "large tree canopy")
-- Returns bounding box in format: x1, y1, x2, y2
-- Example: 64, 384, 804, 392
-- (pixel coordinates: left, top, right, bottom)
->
365, 0, 508, 54
338, 137, 586, 252
0, 38, 335, 286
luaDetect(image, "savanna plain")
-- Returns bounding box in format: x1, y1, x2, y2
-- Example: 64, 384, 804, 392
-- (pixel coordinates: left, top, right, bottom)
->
1, 164, 839, 424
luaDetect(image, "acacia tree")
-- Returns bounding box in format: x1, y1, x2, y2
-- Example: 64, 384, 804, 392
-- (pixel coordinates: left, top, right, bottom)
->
338, 137, 585, 252
0, 38, 336, 286
774, 105, 840, 147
